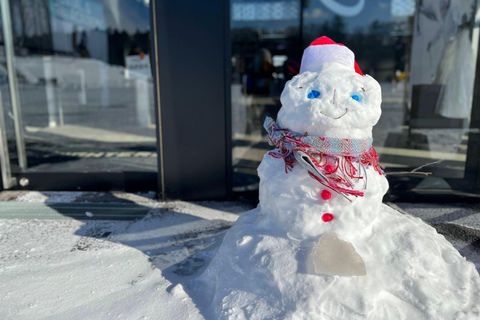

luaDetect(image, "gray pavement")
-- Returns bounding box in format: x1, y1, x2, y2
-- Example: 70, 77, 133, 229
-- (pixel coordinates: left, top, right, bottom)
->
388, 202, 480, 241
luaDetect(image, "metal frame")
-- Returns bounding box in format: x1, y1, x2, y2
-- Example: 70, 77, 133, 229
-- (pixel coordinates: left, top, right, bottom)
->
2, 0, 232, 198
11, 172, 157, 192
1, 0, 27, 170
465, 24, 480, 195
223, 0, 233, 199
0, 1, 160, 194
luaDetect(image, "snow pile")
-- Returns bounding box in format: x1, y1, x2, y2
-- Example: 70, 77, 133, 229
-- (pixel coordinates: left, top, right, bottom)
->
0, 218, 202, 320
192, 43, 480, 319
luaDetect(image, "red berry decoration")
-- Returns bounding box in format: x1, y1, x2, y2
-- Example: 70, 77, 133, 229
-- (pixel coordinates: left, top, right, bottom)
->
325, 164, 335, 173
320, 190, 332, 200
322, 213, 334, 222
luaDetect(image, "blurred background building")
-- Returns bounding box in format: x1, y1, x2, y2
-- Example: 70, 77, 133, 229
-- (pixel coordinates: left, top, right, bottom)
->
0, 0, 479, 201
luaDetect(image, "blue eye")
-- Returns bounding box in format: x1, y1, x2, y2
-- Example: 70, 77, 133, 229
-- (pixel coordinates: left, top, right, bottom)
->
351, 94, 360, 101
308, 90, 321, 99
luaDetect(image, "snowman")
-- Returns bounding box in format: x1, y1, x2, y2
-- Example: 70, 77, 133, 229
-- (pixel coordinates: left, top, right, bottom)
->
194, 37, 480, 320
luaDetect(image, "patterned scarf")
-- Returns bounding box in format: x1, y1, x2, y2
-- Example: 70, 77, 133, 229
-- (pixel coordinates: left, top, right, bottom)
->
264, 117, 384, 201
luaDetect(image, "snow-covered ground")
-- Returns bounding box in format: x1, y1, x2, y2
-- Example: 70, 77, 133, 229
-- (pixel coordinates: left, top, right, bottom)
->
0, 199, 254, 320
1, 195, 479, 319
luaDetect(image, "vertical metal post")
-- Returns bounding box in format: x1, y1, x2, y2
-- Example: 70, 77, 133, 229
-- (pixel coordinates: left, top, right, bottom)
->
224, 0, 233, 199
56, 79, 64, 126
465, 7, 480, 194
0, 92, 17, 188
1, 0, 27, 169
150, 0, 166, 201
43, 56, 58, 127
150, 0, 228, 200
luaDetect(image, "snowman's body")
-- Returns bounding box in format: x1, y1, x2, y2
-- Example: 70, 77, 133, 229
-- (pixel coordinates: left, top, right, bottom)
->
196, 39, 480, 319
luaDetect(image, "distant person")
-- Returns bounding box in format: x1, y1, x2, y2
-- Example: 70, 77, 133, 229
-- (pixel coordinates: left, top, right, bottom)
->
72, 28, 91, 58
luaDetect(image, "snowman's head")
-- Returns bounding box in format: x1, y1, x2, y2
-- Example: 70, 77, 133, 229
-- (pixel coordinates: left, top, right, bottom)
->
277, 37, 382, 139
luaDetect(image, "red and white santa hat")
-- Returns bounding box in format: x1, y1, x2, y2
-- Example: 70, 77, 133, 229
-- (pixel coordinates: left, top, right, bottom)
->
300, 36, 363, 76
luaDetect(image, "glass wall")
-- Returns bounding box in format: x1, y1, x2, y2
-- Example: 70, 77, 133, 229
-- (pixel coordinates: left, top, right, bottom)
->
1, 0, 156, 177
231, 0, 480, 197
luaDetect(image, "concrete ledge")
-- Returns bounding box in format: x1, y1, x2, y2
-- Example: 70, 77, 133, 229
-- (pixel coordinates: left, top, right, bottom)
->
0, 202, 156, 220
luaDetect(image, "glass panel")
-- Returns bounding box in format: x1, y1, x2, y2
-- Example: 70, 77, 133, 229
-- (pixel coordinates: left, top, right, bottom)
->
231, 0, 480, 197
231, 0, 301, 192
402, 0, 477, 193
1, 0, 156, 174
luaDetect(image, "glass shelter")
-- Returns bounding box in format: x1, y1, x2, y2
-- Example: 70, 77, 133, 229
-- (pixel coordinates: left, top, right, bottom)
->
1, 0, 480, 201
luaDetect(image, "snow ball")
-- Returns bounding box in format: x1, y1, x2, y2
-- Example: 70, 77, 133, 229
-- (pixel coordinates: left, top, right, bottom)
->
442, 250, 457, 264
277, 63, 382, 139
170, 284, 187, 297
237, 236, 253, 247
85, 211, 94, 218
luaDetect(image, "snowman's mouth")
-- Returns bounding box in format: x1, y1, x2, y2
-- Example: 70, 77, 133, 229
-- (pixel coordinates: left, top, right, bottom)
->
322, 108, 348, 120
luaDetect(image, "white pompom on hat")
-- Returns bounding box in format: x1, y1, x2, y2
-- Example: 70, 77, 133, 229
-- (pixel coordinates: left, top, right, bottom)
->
300, 36, 364, 76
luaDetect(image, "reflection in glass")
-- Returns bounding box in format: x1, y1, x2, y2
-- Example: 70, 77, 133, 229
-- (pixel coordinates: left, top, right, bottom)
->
231, 0, 480, 196
231, 0, 301, 191
1, 0, 156, 174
